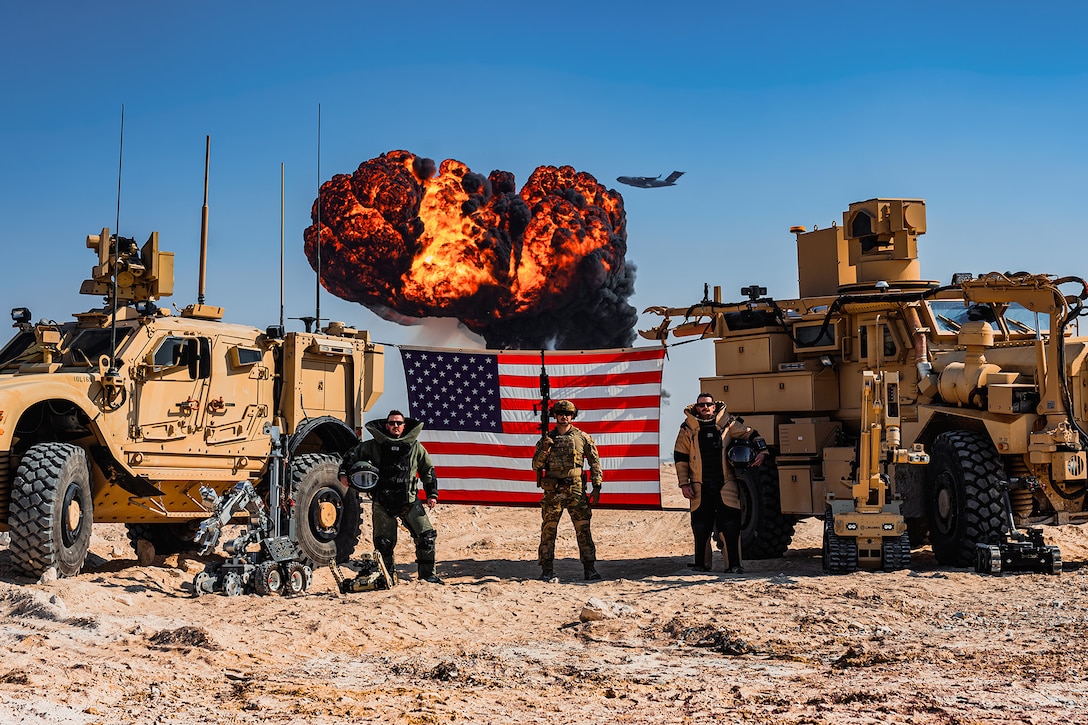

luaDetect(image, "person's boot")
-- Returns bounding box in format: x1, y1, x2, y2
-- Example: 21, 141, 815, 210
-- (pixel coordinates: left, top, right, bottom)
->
417, 558, 444, 584
584, 564, 602, 581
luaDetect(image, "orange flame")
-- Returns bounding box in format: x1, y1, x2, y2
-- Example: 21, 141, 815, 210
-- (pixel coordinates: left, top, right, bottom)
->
303, 150, 636, 349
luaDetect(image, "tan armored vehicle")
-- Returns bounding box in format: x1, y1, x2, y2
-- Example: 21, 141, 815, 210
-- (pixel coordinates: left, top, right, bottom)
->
0, 227, 383, 579
643, 198, 1085, 570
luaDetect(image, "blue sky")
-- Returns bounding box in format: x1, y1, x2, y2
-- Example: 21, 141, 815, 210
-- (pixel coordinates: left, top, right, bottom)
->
3, 1, 1088, 457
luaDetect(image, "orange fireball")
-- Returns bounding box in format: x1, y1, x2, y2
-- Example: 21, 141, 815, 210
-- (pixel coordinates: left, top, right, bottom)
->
303, 150, 636, 349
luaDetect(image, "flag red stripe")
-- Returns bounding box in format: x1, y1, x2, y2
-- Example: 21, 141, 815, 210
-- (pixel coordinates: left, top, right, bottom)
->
501, 395, 660, 412
441, 467, 660, 482
500, 370, 662, 388
437, 489, 663, 509
502, 419, 658, 435
425, 442, 660, 459
496, 348, 665, 366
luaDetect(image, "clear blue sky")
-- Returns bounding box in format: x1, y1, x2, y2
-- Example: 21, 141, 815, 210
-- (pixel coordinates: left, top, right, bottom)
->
3, 1, 1087, 457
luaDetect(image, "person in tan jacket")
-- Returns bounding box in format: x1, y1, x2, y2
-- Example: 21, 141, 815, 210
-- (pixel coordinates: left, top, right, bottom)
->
673, 392, 767, 573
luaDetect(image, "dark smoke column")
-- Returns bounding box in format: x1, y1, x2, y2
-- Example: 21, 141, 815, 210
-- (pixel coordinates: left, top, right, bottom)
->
303, 150, 637, 350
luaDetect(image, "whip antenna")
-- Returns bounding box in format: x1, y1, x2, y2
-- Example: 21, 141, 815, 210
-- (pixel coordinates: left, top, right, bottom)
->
280, 162, 285, 329
108, 104, 125, 368
314, 103, 322, 331
198, 136, 210, 305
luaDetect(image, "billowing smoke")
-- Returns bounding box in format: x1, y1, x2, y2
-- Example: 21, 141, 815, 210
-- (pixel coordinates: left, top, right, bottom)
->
302, 150, 637, 349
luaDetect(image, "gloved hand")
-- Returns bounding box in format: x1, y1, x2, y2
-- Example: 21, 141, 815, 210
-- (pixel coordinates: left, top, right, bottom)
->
538, 434, 553, 452
588, 485, 602, 506
680, 483, 696, 500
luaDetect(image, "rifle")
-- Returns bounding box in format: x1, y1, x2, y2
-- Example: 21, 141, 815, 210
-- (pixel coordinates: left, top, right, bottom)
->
536, 350, 550, 488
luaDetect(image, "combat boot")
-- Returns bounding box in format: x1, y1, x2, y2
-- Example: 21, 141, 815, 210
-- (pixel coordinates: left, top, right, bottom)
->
540, 569, 558, 582
417, 558, 443, 584
584, 565, 601, 581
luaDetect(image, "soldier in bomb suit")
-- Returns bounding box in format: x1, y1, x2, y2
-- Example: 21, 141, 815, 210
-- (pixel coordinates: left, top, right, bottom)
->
532, 400, 603, 581
674, 392, 767, 573
338, 410, 443, 584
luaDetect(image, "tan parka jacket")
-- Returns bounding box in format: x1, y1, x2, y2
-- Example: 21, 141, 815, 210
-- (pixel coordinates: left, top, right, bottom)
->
673, 401, 759, 511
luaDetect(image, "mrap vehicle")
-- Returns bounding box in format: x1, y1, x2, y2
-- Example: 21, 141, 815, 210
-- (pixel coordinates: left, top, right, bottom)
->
642, 198, 1083, 571
0, 225, 383, 579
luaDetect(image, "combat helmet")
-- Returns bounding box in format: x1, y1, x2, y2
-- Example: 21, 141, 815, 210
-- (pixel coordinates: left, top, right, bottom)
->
550, 399, 578, 418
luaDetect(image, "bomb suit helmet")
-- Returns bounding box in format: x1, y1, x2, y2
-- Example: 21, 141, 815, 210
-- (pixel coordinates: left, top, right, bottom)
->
346, 460, 380, 491
550, 400, 578, 418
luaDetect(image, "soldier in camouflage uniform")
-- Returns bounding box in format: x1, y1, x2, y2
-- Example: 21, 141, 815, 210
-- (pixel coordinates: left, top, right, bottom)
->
532, 400, 603, 581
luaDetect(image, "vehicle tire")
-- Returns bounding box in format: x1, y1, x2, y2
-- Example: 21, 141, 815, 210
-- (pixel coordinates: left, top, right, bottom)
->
125, 521, 201, 557
252, 561, 283, 596
291, 453, 360, 566
283, 562, 307, 595
925, 430, 1007, 567
737, 463, 796, 559
8, 443, 93, 578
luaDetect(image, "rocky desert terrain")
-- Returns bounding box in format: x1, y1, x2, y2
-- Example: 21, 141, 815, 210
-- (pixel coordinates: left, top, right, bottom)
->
2, 464, 1087, 724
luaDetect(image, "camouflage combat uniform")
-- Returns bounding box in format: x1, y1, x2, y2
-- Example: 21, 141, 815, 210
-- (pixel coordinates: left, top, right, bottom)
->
532, 426, 602, 577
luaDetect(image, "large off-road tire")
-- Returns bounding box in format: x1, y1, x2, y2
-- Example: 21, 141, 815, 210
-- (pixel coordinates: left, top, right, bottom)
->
125, 521, 201, 558
291, 453, 360, 566
8, 443, 93, 578
738, 463, 796, 559
925, 430, 1007, 567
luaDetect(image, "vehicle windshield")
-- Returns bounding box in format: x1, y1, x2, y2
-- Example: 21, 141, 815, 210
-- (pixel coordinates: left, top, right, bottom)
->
0, 331, 38, 367
929, 300, 1047, 335
0, 324, 137, 370
65, 327, 135, 365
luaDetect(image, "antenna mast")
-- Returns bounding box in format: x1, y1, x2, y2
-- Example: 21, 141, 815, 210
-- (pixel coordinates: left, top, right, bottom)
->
198, 136, 210, 305
285, 161, 289, 326
107, 104, 125, 364
314, 103, 322, 332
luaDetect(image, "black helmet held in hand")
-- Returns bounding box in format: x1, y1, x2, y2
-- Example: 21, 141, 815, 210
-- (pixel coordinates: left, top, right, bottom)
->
346, 460, 379, 491
726, 439, 756, 468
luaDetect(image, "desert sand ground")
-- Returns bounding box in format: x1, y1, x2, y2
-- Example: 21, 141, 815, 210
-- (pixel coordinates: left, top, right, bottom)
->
2, 464, 1088, 724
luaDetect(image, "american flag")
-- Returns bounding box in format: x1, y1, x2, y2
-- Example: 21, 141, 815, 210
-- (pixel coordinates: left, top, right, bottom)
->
400, 346, 665, 508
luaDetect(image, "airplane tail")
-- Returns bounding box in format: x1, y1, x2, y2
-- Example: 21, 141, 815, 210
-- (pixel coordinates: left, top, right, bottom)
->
664, 171, 684, 184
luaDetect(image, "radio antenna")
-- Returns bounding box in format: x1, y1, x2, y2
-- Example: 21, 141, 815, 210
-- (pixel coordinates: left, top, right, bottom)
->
197, 136, 210, 305
314, 103, 322, 332
108, 104, 125, 367
279, 162, 285, 329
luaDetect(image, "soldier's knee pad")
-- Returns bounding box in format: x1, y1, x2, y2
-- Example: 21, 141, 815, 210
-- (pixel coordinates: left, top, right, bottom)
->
419, 529, 437, 553
375, 536, 395, 557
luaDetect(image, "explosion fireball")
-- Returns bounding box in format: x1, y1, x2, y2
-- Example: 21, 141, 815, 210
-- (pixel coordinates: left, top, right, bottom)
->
303, 150, 637, 349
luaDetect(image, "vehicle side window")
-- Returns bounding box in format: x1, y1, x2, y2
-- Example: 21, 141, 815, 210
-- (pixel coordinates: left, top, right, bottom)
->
152, 337, 188, 367
883, 326, 897, 357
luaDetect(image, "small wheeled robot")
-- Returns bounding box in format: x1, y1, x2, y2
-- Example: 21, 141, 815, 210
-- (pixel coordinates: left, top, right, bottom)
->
975, 480, 1062, 576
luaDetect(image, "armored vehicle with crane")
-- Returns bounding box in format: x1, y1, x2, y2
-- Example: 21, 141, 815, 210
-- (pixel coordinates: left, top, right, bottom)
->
643, 198, 1080, 572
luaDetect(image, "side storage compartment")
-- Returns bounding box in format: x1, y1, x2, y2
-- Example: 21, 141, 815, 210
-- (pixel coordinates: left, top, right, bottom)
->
822, 446, 856, 503
776, 458, 822, 515
715, 334, 796, 376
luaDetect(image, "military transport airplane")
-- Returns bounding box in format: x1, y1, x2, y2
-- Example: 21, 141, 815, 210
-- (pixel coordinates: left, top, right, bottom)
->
616, 171, 684, 188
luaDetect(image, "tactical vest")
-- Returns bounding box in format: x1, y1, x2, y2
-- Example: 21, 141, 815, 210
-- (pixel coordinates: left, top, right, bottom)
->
545, 430, 585, 479
373, 440, 414, 513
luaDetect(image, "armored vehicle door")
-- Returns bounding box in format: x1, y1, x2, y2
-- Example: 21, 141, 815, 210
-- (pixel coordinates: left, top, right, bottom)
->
132, 334, 213, 446
199, 334, 274, 459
